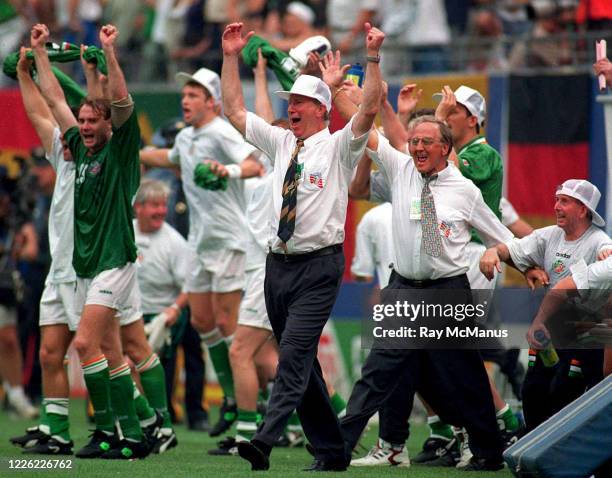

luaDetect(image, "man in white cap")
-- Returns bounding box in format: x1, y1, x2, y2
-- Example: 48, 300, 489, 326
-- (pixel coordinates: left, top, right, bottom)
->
220, 21, 384, 471
481, 179, 611, 431
140, 66, 262, 437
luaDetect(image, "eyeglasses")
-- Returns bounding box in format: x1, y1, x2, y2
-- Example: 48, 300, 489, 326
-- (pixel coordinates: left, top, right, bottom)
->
409, 137, 440, 147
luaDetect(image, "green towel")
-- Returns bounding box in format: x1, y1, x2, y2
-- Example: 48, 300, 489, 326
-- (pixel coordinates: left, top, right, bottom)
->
194, 163, 228, 191
241, 35, 298, 90
2, 42, 106, 107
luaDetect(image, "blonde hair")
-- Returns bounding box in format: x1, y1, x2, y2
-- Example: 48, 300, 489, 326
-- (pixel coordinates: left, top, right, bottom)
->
135, 178, 171, 204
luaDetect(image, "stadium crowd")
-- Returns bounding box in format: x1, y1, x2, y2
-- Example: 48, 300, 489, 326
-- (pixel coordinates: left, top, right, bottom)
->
0, 0, 611, 474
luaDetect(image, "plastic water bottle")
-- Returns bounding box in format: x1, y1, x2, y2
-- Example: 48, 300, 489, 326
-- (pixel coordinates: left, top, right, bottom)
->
534, 330, 559, 367
345, 63, 364, 87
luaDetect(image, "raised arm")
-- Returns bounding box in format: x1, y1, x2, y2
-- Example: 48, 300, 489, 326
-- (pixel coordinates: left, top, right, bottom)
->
16, 47, 56, 154
99, 24, 132, 127
221, 23, 254, 136
352, 23, 384, 138
81, 44, 104, 100
380, 82, 409, 151
31, 24, 77, 134
253, 48, 275, 124
348, 153, 373, 199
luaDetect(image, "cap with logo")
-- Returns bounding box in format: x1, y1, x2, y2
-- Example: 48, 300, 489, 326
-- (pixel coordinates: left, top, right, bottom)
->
175, 68, 221, 104
556, 179, 605, 227
275, 74, 332, 112
433, 85, 486, 127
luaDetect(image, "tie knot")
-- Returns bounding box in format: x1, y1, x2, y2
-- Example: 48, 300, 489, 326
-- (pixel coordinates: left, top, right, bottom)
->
422, 174, 438, 185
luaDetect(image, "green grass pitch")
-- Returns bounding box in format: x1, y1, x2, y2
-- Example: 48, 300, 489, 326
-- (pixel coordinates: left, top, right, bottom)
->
0, 400, 513, 477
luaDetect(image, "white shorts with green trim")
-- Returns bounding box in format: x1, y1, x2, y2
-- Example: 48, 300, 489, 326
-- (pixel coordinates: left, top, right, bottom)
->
184, 248, 246, 294
39, 281, 80, 331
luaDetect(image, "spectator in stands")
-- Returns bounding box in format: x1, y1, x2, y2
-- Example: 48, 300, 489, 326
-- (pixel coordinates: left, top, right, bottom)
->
327, 0, 379, 63
268, 2, 318, 52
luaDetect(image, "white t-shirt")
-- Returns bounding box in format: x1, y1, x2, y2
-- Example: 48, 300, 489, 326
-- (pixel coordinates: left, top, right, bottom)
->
368, 135, 513, 280
134, 220, 188, 315
500, 197, 519, 227
351, 202, 394, 287
507, 225, 612, 286
245, 112, 369, 254
571, 257, 612, 290
243, 157, 273, 270
46, 128, 76, 284
169, 116, 257, 253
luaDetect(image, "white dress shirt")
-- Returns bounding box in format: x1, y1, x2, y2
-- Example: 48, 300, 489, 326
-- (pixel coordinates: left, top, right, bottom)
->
245, 112, 369, 254
368, 136, 513, 280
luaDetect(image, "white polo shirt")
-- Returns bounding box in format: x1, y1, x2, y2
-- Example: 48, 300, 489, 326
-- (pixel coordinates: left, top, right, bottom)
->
245, 112, 369, 254
368, 136, 513, 280
134, 220, 188, 315
169, 116, 258, 254
351, 202, 394, 287
507, 225, 612, 286
46, 128, 77, 284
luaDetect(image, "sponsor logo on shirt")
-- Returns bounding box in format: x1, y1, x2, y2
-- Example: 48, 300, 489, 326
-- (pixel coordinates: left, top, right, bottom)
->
308, 172, 324, 189
99, 289, 113, 295
555, 252, 571, 259
552, 259, 565, 274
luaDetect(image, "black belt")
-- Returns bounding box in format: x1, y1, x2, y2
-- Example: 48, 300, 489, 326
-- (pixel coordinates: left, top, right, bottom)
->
390, 270, 468, 289
269, 244, 343, 263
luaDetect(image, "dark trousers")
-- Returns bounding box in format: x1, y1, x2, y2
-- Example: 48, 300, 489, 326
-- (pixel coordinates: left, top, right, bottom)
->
255, 248, 345, 462
341, 272, 504, 462
522, 348, 603, 432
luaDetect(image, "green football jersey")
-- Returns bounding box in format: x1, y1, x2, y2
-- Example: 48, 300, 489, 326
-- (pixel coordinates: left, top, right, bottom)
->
65, 110, 140, 278
457, 136, 503, 244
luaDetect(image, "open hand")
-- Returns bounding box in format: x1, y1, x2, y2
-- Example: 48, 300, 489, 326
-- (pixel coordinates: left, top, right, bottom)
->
435, 85, 456, 122
222, 22, 254, 56
319, 51, 350, 89
397, 84, 422, 116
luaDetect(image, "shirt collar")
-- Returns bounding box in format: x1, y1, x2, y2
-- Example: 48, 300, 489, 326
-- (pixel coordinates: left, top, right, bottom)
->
457, 135, 487, 155
301, 127, 330, 147
421, 161, 451, 184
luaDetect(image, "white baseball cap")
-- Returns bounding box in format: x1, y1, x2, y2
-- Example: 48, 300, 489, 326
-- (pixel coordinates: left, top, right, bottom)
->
556, 179, 605, 227
433, 85, 486, 126
275, 75, 332, 112
176, 68, 221, 104
286, 2, 315, 25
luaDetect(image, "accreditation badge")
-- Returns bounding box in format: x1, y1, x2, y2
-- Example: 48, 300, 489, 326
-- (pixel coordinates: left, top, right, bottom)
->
410, 197, 421, 220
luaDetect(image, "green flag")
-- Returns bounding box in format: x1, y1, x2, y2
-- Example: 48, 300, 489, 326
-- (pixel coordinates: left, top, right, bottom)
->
241, 35, 299, 90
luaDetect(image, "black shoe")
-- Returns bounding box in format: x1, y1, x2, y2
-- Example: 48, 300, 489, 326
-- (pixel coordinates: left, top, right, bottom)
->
422, 437, 461, 467
413, 437, 452, 464
10, 427, 49, 449
237, 441, 270, 471
459, 456, 504, 471
188, 418, 210, 432
208, 436, 237, 456
303, 459, 347, 472
144, 411, 164, 446
75, 430, 116, 459
306, 443, 315, 457
25, 437, 73, 455
152, 429, 178, 454
101, 439, 151, 460
209, 398, 237, 437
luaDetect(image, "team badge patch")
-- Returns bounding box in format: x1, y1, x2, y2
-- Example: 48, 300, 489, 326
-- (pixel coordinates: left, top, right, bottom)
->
308, 171, 324, 189
552, 259, 565, 274
88, 161, 102, 176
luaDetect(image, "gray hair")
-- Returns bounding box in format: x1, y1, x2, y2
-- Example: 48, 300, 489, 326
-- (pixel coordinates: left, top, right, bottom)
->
135, 178, 171, 204
410, 116, 453, 158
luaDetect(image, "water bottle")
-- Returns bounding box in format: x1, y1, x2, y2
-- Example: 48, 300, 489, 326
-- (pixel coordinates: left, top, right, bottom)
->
345, 63, 364, 87
534, 330, 559, 367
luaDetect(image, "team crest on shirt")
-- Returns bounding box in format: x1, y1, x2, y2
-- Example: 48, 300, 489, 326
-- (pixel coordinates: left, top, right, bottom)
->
462, 159, 470, 166
88, 160, 102, 176
308, 171, 324, 189
552, 259, 565, 274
